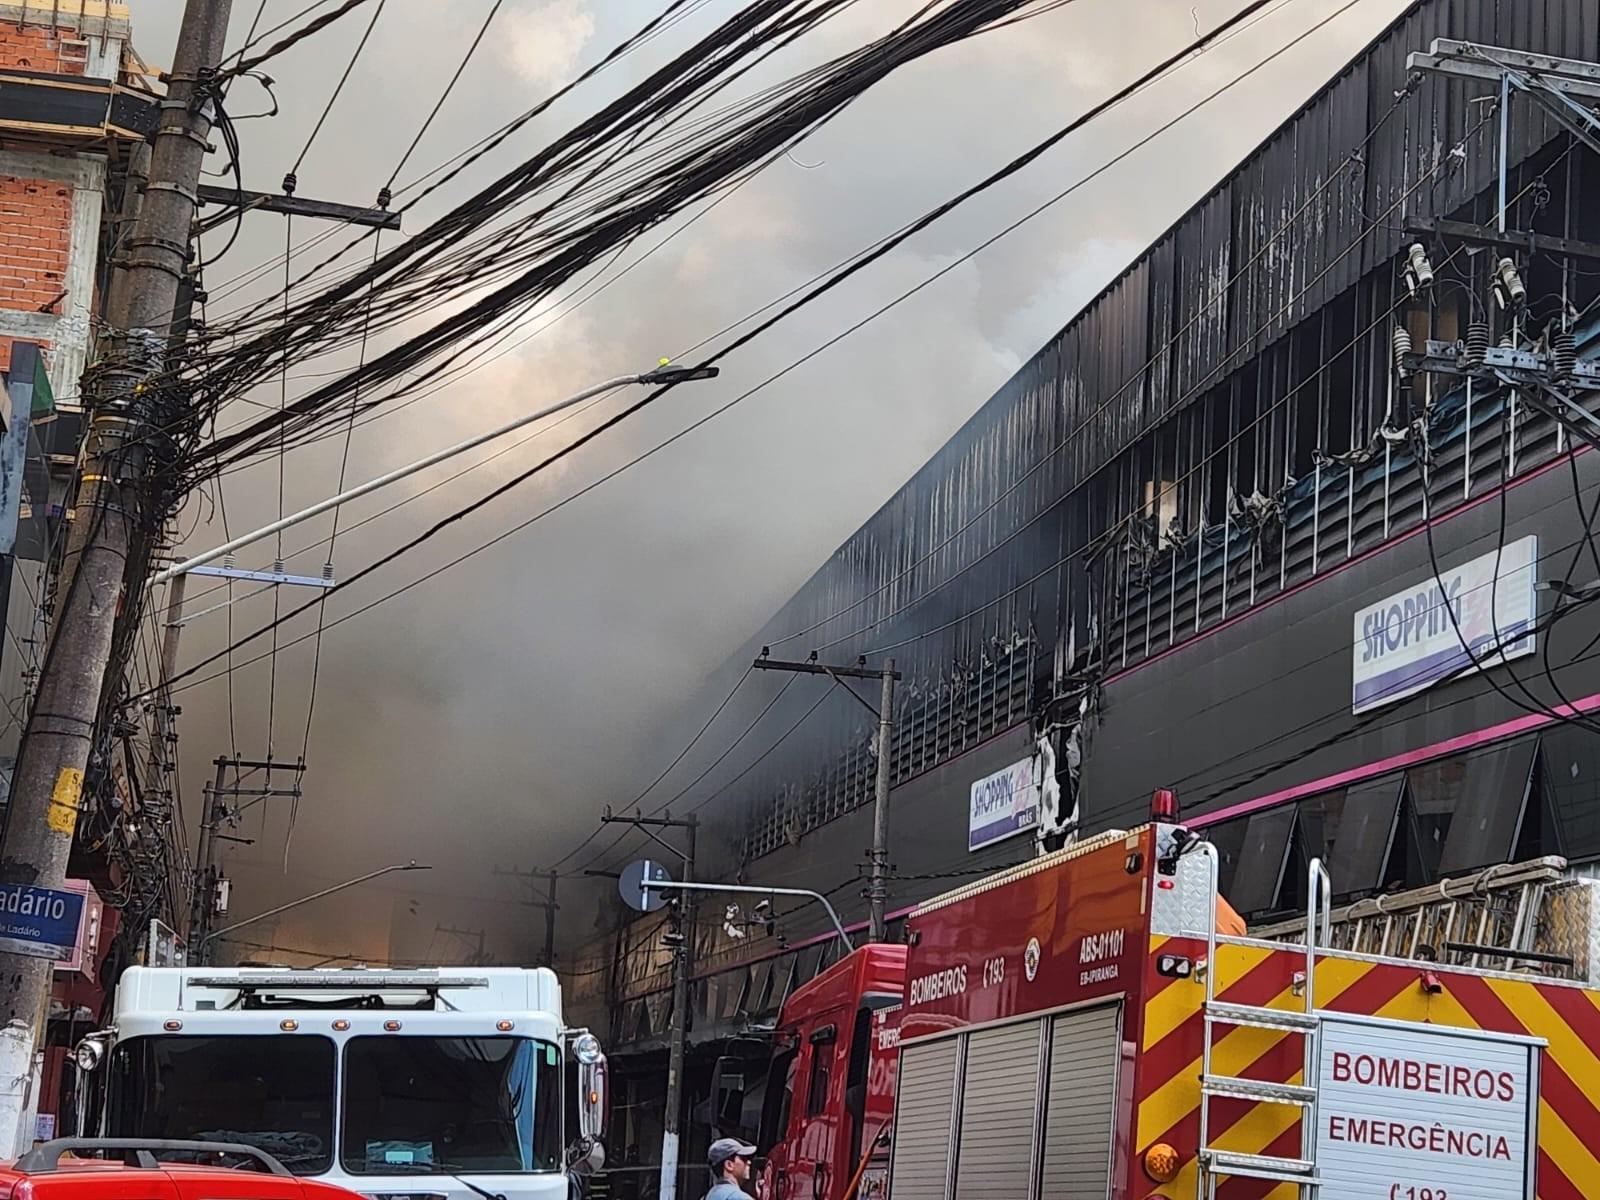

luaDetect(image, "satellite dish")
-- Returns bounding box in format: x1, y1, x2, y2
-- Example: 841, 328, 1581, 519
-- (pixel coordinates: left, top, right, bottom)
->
619, 859, 672, 913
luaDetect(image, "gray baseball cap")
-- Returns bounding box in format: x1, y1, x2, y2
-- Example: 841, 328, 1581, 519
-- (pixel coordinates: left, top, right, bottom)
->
708, 1138, 757, 1168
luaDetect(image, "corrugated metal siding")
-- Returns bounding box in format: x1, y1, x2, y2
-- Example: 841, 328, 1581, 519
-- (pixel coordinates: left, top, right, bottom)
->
953, 1020, 1043, 1197
888, 1037, 960, 1199
699, 0, 1600, 869
1037, 1004, 1121, 1197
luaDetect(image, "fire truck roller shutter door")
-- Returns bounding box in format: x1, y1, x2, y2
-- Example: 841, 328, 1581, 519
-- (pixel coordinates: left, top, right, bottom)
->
1038, 1004, 1121, 1198
953, 1019, 1044, 1198
887, 1037, 960, 1199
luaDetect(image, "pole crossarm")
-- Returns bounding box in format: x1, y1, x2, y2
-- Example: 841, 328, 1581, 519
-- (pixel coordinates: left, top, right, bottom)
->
753, 656, 902, 680
1407, 38, 1600, 100
194, 184, 402, 231
600, 810, 694, 864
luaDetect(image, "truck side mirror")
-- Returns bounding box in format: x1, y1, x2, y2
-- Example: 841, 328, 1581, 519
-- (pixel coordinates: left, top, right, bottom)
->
578, 1059, 608, 1140
710, 1055, 747, 1132
571, 1032, 608, 1142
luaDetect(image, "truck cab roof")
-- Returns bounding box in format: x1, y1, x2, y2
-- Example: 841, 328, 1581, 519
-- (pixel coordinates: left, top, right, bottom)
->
113, 966, 562, 1016
778, 944, 906, 1032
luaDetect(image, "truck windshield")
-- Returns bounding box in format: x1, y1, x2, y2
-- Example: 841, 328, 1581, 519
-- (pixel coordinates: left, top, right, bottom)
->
106, 1035, 335, 1173
341, 1036, 561, 1174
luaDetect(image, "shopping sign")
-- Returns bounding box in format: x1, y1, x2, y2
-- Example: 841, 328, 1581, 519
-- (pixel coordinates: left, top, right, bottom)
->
1316, 1014, 1539, 1200
1351, 536, 1537, 714
0, 883, 84, 960
968, 756, 1040, 851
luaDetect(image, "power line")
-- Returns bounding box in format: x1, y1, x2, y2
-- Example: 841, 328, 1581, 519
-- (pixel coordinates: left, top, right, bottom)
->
222, 0, 382, 78
153, 0, 1369, 700
286, 0, 387, 178
183, 0, 1101, 476
382, 0, 505, 190
548, 664, 760, 872
572, 675, 804, 879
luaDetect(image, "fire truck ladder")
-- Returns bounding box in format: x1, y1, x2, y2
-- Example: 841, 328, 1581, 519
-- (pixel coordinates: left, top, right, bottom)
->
1249, 856, 1584, 979
1195, 847, 1330, 1199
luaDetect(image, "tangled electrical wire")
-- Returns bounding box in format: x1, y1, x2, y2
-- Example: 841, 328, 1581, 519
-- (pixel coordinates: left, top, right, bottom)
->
165, 0, 1072, 489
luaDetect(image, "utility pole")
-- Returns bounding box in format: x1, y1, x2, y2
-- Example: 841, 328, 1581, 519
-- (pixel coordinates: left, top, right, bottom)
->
145, 571, 187, 910
435, 924, 489, 965
494, 866, 559, 966
872, 658, 895, 942
0, 0, 234, 1154
753, 653, 901, 942
191, 756, 303, 964
601, 810, 695, 1200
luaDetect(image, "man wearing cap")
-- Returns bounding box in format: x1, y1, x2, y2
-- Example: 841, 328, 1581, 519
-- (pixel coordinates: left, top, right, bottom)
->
704, 1138, 756, 1198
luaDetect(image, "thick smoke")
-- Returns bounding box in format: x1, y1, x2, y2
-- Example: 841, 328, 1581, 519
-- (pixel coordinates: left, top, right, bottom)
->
129, 0, 1410, 964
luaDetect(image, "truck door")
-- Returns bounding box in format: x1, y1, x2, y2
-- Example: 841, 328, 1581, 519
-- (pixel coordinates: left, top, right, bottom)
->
789, 1020, 840, 1200
757, 1043, 798, 1200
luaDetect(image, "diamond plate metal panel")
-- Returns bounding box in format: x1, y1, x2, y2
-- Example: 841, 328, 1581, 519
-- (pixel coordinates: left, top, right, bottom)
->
1543, 875, 1600, 986
1150, 826, 1215, 938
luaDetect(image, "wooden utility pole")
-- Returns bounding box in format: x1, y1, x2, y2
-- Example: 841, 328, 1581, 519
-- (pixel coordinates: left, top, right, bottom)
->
436, 924, 490, 965
0, 0, 234, 1153
494, 866, 559, 966
191, 756, 303, 964
753, 654, 901, 941
601, 810, 695, 1200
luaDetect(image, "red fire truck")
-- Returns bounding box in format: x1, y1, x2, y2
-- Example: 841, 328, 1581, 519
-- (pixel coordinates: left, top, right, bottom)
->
740, 807, 1600, 1200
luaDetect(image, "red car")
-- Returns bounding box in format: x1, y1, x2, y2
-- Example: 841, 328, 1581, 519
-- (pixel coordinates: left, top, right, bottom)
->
0, 1139, 364, 1200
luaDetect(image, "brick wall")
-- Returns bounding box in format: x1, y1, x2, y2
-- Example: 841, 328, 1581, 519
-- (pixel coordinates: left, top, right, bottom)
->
0, 23, 90, 75
0, 174, 72, 377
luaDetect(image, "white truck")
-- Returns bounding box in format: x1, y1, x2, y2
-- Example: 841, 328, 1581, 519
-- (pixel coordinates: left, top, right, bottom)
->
72, 967, 607, 1200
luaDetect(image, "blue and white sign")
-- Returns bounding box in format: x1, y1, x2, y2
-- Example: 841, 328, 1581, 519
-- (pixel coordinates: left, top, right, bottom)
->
969, 756, 1041, 852
0, 884, 84, 960
1352, 536, 1538, 715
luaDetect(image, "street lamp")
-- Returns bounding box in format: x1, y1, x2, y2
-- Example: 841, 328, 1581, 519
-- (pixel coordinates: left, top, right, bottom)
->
151, 361, 719, 587
199, 861, 431, 961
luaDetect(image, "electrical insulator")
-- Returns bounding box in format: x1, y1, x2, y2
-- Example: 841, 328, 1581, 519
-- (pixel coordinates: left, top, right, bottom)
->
1392, 326, 1413, 378
1494, 257, 1527, 309
1404, 242, 1435, 294
1554, 327, 1578, 381
1462, 319, 1490, 369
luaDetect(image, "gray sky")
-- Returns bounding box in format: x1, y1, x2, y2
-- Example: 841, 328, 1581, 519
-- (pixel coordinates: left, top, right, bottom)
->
132, 0, 1414, 965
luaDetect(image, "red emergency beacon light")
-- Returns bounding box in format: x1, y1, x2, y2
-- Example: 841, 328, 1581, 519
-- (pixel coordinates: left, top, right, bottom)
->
1150, 787, 1179, 821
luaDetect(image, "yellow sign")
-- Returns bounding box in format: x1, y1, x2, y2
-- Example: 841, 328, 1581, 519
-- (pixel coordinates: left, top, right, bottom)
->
47, 767, 83, 835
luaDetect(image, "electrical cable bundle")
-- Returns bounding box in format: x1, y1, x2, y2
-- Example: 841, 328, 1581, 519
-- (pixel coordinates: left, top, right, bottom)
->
173, 0, 1069, 486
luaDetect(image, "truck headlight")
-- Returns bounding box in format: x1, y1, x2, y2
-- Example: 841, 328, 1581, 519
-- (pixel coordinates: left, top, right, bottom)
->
74, 1039, 104, 1072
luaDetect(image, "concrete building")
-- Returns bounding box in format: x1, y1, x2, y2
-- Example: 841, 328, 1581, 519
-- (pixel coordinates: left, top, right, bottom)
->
0, 0, 156, 1140
566, 0, 1600, 1184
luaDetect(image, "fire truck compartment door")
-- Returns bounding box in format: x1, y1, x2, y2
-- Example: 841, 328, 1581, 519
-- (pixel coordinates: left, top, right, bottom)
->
954, 1019, 1043, 1198
886, 1037, 959, 1198
1038, 1003, 1121, 1197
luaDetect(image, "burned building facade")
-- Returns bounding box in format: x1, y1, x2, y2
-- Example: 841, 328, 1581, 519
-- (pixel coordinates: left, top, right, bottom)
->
568, 0, 1600, 1184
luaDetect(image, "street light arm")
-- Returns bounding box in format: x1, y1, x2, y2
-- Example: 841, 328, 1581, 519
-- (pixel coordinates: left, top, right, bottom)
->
641, 879, 852, 948
152, 363, 716, 588
201, 862, 430, 947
